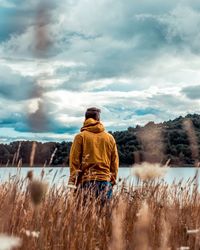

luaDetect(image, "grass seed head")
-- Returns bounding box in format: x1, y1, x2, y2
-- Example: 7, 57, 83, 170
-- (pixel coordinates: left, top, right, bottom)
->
0, 234, 22, 250
23, 230, 40, 238
26, 170, 34, 181
133, 162, 168, 181
28, 180, 48, 206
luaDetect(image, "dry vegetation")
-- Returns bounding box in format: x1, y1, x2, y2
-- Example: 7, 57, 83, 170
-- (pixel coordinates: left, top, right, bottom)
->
0, 167, 200, 250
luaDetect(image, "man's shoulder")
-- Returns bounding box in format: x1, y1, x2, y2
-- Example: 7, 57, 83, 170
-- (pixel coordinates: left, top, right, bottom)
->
75, 130, 91, 139
73, 132, 83, 141
103, 131, 116, 143
104, 131, 113, 137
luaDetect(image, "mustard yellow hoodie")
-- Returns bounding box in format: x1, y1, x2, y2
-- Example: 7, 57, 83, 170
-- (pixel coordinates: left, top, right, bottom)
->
68, 118, 119, 186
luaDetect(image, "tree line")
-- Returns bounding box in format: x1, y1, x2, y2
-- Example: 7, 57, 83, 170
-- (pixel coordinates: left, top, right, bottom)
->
0, 114, 200, 166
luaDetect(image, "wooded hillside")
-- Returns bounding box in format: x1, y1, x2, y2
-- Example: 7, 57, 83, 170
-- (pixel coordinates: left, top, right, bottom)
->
0, 114, 200, 166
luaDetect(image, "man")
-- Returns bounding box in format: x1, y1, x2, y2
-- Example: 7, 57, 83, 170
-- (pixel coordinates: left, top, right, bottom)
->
68, 107, 119, 200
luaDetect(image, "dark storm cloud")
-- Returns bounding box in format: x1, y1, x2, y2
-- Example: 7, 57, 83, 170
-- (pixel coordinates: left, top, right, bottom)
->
148, 93, 200, 116
0, 107, 79, 134
0, 8, 27, 41
148, 94, 186, 108
22, 118, 79, 134
0, 112, 30, 133
0, 113, 23, 126
182, 85, 200, 99
0, 66, 37, 101
0, 0, 57, 42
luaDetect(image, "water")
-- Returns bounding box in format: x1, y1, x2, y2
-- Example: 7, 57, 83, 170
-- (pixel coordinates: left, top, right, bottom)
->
0, 167, 198, 186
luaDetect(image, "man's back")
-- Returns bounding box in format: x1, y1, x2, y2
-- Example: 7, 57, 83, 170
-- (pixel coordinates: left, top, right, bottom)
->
68, 118, 119, 187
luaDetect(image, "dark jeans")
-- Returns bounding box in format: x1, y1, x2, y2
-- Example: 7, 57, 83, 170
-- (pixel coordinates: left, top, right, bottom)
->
80, 180, 113, 204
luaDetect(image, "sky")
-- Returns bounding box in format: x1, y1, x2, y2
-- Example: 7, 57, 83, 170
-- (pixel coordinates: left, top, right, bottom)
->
0, 0, 200, 143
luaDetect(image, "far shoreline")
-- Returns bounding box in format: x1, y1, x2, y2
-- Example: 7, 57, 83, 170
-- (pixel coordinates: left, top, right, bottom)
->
0, 164, 196, 168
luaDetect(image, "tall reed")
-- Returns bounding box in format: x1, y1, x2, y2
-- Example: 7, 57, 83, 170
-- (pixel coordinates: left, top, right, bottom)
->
0, 169, 199, 249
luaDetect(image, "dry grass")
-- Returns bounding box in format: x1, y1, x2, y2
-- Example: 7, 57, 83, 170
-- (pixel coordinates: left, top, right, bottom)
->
0, 169, 200, 250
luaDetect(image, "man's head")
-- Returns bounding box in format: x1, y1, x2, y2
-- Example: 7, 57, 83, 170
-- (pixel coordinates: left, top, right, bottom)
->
85, 107, 101, 121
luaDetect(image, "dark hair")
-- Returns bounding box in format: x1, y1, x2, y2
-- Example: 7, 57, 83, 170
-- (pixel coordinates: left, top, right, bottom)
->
85, 107, 101, 121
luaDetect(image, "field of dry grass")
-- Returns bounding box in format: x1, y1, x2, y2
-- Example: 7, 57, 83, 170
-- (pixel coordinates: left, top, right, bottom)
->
0, 167, 200, 250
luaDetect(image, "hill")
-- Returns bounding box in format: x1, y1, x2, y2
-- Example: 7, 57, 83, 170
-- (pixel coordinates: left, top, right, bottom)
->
0, 114, 200, 166
111, 113, 200, 166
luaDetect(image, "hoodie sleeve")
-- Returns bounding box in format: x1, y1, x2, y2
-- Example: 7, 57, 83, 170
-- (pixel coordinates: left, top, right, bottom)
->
68, 134, 83, 186
110, 139, 119, 186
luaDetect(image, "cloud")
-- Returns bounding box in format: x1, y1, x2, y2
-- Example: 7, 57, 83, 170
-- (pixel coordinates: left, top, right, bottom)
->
0, 0, 16, 8
0, 97, 80, 134
156, 5, 200, 53
0, 65, 37, 101
182, 85, 200, 99
1, 0, 200, 141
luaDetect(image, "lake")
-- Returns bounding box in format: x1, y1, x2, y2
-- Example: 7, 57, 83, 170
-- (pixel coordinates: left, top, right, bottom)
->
0, 167, 199, 187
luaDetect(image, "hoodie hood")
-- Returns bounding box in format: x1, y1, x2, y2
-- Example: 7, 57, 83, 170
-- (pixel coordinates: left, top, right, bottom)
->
81, 118, 105, 133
